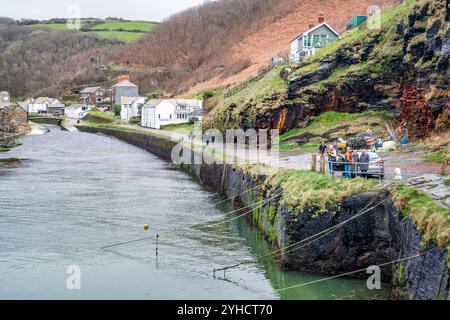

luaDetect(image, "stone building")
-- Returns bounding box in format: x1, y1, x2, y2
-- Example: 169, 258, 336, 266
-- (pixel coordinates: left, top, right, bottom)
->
111, 77, 139, 106
0, 103, 28, 133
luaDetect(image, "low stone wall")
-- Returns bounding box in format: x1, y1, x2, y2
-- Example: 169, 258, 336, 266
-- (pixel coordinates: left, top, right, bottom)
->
77, 125, 449, 300
29, 117, 63, 126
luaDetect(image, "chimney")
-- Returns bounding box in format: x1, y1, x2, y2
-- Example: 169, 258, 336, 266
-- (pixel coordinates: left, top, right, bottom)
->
318, 11, 325, 24
309, 21, 315, 29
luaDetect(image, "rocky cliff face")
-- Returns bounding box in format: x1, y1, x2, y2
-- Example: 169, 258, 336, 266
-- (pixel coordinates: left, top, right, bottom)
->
285, 0, 449, 139
208, 0, 449, 140
217, 166, 450, 300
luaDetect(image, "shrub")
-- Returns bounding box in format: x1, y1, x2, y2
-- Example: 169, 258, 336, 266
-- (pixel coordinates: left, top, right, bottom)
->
112, 104, 121, 116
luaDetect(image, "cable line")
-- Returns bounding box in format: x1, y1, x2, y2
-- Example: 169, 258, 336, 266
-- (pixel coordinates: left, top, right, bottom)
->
214, 194, 389, 273
277, 249, 435, 292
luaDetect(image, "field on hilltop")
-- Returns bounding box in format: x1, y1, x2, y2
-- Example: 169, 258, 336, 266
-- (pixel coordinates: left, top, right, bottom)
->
26, 18, 158, 43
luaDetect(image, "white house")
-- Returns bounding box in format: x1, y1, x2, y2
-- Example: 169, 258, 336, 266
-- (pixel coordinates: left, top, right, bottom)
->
141, 99, 202, 129
290, 21, 340, 62
120, 96, 146, 120
0, 91, 10, 104
64, 104, 90, 119
28, 97, 62, 114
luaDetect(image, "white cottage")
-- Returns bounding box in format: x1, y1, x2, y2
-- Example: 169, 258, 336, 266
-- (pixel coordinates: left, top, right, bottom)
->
141, 99, 202, 129
120, 96, 146, 120
28, 97, 62, 114
0, 91, 10, 104
64, 104, 90, 119
290, 21, 340, 62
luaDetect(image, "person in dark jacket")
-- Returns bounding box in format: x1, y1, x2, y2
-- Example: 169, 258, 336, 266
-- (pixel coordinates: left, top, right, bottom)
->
319, 141, 327, 156
359, 149, 370, 178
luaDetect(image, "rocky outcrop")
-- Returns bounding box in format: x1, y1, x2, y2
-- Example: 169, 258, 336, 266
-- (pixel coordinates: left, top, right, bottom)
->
285, 0, 449, 139
208, 0, 449, 139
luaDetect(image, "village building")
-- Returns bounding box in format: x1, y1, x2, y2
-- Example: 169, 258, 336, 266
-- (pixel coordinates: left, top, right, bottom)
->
0, 103, 28, 133
120, 96, 146, 121
17, 98, 34, 113
64, 104, 90, 119
347, 15, 367, 30
188, 108, 205, 122
290, 16, 340, 62
46, 103, 66, 117
0, 91, 10, 104
141, 99, 202, 129
80, 87, 107, 104
28, 97, 62, 114
111, 76, 139, 106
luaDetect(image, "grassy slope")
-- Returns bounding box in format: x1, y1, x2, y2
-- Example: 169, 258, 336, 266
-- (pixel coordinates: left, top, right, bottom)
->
390, 184, 450, 247
241, 164, 378, 214
204, 64, 287, 131
278, 111, 395, 152
92, 31, 144, 42
161, 123, 195, 133
91, 21, 156, 31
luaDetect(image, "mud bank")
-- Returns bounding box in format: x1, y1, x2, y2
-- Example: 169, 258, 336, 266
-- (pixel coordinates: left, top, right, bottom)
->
77, 125, 449, 300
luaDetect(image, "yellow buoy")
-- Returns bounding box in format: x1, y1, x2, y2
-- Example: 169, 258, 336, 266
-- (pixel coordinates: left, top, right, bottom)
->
144, 224, 149, 231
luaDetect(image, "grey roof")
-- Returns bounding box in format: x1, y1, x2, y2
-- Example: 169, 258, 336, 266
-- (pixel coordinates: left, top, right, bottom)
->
34, 97, 58, 104
47, 103, 65, 109
189, 109, 205, 117
112, 80, 138, 88
80, 87, 101, 94
121, 96, 144, 105
290, 22, 340, 42
167, 99, 202, 109
143, 99, 163, 109
17, 102, 27, 111
143, 99, 203, 110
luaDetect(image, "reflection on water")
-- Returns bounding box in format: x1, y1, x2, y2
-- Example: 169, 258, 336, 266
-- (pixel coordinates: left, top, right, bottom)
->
0, 126, 389, 299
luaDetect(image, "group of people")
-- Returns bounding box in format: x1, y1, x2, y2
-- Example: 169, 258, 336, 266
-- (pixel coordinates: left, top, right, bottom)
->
319, 141, 371, 178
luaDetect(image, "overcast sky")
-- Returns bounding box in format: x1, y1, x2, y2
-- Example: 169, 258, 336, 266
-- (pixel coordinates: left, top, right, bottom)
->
0, 0, 207, 21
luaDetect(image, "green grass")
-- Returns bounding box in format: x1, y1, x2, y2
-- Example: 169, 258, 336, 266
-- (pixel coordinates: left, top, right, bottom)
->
85, 111, 118, 124
280, 111, 394, 142
91, 21, 156, 32
422, 149, 449, 163
0, 147, 10, 152
91, 31, 145, 42
161, 123, 195, 133
26, 23, 70, 31
26, 19, 156, 42
306, 0, 416, 64
444, 179, 450, 187
244, 166, 378, 214
277, 111, 394, 153
390, 183, 450, 247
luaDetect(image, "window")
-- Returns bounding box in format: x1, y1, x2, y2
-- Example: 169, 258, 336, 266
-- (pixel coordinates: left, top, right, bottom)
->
170, 115, 172, 120
303, 36, 311, 47
158, 114, 160, 119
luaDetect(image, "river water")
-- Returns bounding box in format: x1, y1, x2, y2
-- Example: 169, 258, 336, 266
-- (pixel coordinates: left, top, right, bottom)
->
0, 126, 389, 299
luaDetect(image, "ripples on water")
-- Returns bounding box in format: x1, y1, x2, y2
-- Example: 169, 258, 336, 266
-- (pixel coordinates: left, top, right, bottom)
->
0, 126, 389, 299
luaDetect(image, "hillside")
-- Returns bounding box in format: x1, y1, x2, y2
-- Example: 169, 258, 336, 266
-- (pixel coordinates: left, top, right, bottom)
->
190, 0, 401, 93
0, 25, 119, 97
204, 0, 449, 140
117, 0, 398, 95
